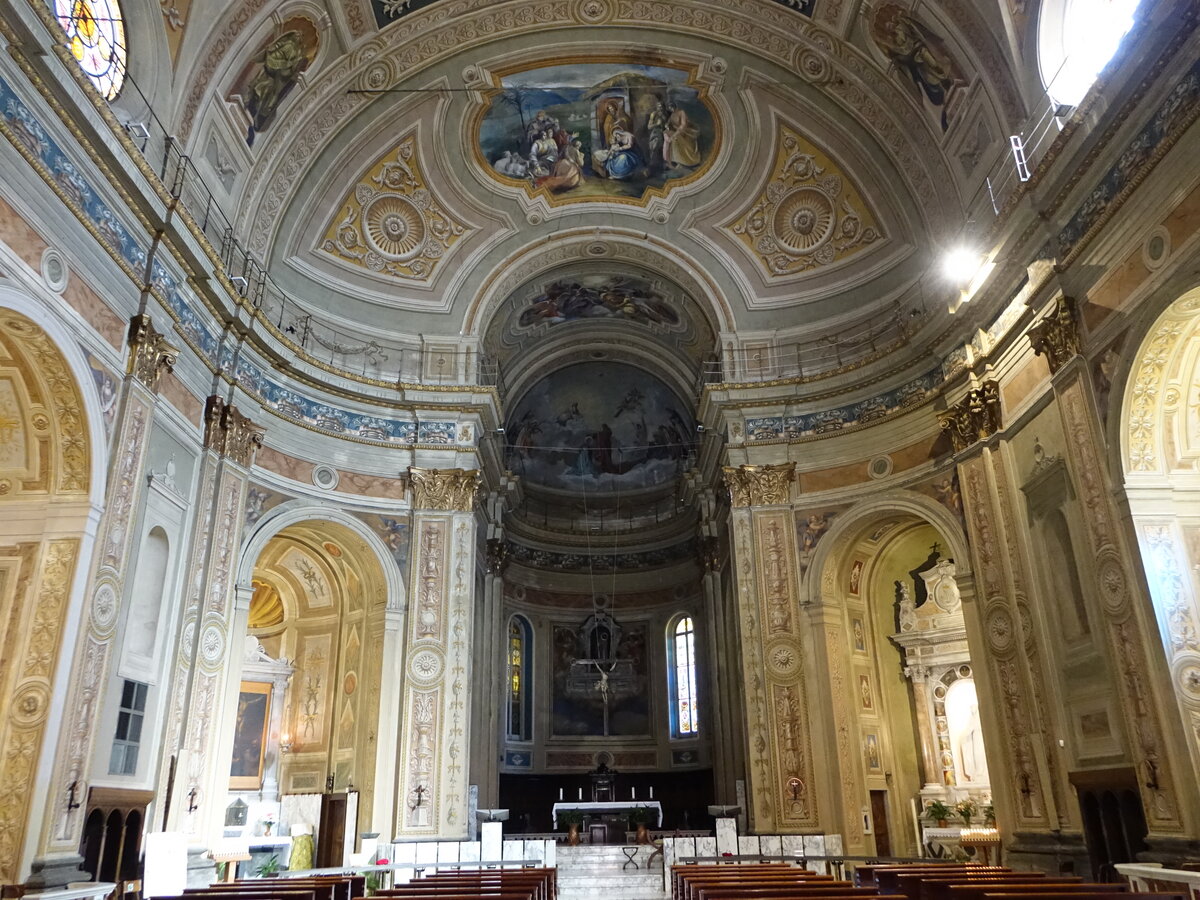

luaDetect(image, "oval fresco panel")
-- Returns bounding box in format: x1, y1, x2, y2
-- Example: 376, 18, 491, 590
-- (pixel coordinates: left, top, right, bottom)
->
476, 58, 719, 205
506, 362, 696, 493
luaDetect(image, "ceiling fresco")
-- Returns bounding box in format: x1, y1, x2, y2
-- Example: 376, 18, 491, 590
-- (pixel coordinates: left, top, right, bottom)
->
505, 361, 696, 495
476, 58, 718, 204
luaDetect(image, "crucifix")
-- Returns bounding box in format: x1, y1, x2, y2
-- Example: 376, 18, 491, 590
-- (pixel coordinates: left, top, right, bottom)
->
591, 659, 617, 736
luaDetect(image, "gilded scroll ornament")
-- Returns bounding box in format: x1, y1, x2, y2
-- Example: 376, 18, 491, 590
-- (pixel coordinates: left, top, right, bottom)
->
1028, 296, 1081, 374
204, 396, 264, 467
409, 466, 480, 511
937, 381, 1001, 452
319, 136, 469, 283
728, 125, 882, 279
723, 462, 796, 507
127, 314, 179, 390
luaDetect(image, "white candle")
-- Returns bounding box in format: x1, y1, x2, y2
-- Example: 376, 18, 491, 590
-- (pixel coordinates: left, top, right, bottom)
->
632, 787, 636, 799
578, 788, 583, 800
559, 788, 564, 800
649, 787, 654, 799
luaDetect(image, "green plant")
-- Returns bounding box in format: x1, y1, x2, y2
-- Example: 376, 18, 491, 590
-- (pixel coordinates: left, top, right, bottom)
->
924, 800, 953, 823
982, 803, 996, 826
254, 855, 280, 877
955, 798, 977, 824
559, 810, 584, 826
364, 873, 380, 895
628, 806, 652, 825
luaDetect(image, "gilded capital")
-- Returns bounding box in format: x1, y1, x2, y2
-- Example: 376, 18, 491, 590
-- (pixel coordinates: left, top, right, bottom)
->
937, 381, 1001, 453
127, 314, 179, 390
409, 466, 480, 511
204, 396, 264, 467
722, 462, 795, 507
1028, 295, 1081, 374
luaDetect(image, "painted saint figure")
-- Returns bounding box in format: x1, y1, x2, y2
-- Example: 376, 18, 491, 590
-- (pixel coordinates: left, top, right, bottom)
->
871, 4, 964, 131
664, 104, 701, 167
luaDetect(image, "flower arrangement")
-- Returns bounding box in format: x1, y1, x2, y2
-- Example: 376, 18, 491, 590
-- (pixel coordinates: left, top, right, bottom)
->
924, 800, 952, 826
955, 798, 978, 825
261, 811, 278, 836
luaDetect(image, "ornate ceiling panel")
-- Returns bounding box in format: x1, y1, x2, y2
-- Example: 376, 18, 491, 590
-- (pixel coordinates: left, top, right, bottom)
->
726, 125, 883, 281
318, 135, 470, 284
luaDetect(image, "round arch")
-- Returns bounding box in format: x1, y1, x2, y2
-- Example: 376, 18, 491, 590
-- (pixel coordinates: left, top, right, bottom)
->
802, 489, 973, 608
237, 499, 407, 610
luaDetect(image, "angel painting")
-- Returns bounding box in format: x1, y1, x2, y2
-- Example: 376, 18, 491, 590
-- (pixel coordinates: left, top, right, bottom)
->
870, 4, 966, 132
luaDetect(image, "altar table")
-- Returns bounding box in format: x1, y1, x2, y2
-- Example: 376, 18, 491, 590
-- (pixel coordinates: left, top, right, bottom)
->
552, 800, 663, 827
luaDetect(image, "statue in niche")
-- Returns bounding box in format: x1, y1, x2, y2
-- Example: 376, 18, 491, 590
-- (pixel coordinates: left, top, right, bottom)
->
956, 703, 989, 784
896, 580, 917, 633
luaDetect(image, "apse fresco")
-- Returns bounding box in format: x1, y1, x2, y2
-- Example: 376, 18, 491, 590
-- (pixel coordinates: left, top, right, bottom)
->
478, 60, 717, 202
505, 362, 695, 492
516, 274, 682, 329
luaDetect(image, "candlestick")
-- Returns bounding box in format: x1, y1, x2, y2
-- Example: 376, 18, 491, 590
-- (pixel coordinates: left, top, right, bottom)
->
578, 788, 582, 800
559, 788, 563, 800
649, 787, 654, 799
632, 787, 636, 799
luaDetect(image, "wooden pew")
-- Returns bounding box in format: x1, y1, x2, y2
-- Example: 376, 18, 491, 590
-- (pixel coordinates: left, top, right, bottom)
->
874, 868, 1012, 894
671, 864, 800, 900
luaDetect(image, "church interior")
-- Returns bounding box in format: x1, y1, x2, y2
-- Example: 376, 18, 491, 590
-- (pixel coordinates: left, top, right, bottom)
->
1, 0, 1200, 896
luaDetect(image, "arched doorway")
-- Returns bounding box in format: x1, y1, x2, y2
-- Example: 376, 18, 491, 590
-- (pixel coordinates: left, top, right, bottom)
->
811, 496, 990, 858
225, 517, 394, 866
1119, 283, 1200, 793
0, 304, 103, 884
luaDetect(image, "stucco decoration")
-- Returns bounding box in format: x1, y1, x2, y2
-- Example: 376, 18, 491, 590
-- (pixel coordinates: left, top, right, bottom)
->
727, 125, 882, 279
319, 135, 470, 283
724, 463, 796, 507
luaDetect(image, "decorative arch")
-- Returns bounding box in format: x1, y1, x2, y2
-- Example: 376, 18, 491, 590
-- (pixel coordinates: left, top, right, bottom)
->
0, 294, 105, 885
1118, 282, 1200, 783
803, 490, 973, 607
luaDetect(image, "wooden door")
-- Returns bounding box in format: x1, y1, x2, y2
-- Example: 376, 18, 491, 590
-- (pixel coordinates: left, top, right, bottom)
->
869, 790, 891, 857
316, 794, 347, 867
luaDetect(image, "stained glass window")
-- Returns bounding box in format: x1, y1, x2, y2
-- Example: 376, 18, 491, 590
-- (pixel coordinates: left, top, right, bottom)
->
55, 0, 127, 101
507, 616, 532, 741
670, 616, 699, 736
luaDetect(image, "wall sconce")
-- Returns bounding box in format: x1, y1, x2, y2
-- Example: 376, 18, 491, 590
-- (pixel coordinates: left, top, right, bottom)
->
187, 786, 199, 813
786, 777, 805, 802
280, 734, 292, 754
67, 781, 81, 811
1143, 758, 1160, 792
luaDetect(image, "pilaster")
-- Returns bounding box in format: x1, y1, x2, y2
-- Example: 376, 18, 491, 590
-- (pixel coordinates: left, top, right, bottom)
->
156, 396, 263, 849
33, 316, 177, 881
395, 467, 480, 839
722, 462, 818, 833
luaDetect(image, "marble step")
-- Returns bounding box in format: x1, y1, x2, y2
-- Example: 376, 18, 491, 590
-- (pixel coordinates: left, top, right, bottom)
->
554, 846, 668, 900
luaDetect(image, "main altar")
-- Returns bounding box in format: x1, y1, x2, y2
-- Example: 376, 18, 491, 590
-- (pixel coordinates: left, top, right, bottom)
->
552, 801, 664, 828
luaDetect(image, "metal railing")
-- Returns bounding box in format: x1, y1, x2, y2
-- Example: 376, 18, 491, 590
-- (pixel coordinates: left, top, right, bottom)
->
702, 303, 924, 385
91, 64, 499, 388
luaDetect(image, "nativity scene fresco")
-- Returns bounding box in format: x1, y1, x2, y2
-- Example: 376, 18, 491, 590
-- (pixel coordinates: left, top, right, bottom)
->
505, 362, 696, 493
477, 59, 718, 203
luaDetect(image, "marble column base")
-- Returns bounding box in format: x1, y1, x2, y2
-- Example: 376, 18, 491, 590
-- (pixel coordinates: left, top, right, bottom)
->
25, 853, 87, 889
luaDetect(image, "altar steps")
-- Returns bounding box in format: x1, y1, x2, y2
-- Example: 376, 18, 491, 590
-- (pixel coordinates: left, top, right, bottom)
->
555, 844, 669, 900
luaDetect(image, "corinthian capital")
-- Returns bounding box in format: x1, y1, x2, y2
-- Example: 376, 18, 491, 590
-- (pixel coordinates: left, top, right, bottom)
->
722, 462, 795, 507
409, 466, 480, 511
1028, 295, 1081, 374
127, 314, 179, 390
204, 396, 264, 467
937, 381, 1002, 453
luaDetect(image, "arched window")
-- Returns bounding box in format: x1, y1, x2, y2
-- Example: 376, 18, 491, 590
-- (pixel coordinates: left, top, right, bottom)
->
668, 615, 699, 737
507, 616, 532, 741
55, 0, 127, 101
1038, 0, 1140, 107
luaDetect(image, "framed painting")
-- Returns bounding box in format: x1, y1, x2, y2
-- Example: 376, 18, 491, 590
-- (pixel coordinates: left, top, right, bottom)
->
851, 617, 867, 653
864, 733, 883, 773
229, 681, 271, 789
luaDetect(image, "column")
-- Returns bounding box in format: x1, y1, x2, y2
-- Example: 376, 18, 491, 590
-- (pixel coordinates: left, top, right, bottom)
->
902, 666, 941, 789
470, 535, 506, 812
33, 316, 177, 886
395, 467, 480, 839
156, 396, 263, 854
722, 463, 820, 833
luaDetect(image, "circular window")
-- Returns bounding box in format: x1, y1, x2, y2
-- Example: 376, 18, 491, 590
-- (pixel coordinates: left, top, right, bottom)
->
1038, 0, 1140, 107
55, 0, 127, 101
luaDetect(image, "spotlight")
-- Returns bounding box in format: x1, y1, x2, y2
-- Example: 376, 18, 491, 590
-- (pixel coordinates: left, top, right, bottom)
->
943, 246, 983, 284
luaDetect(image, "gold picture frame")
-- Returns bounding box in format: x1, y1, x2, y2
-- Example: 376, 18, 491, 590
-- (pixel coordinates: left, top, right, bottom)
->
230, 681, 271, 790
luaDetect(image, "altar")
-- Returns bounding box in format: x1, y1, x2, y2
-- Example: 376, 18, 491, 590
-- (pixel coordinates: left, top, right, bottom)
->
552, 800, 663, 828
